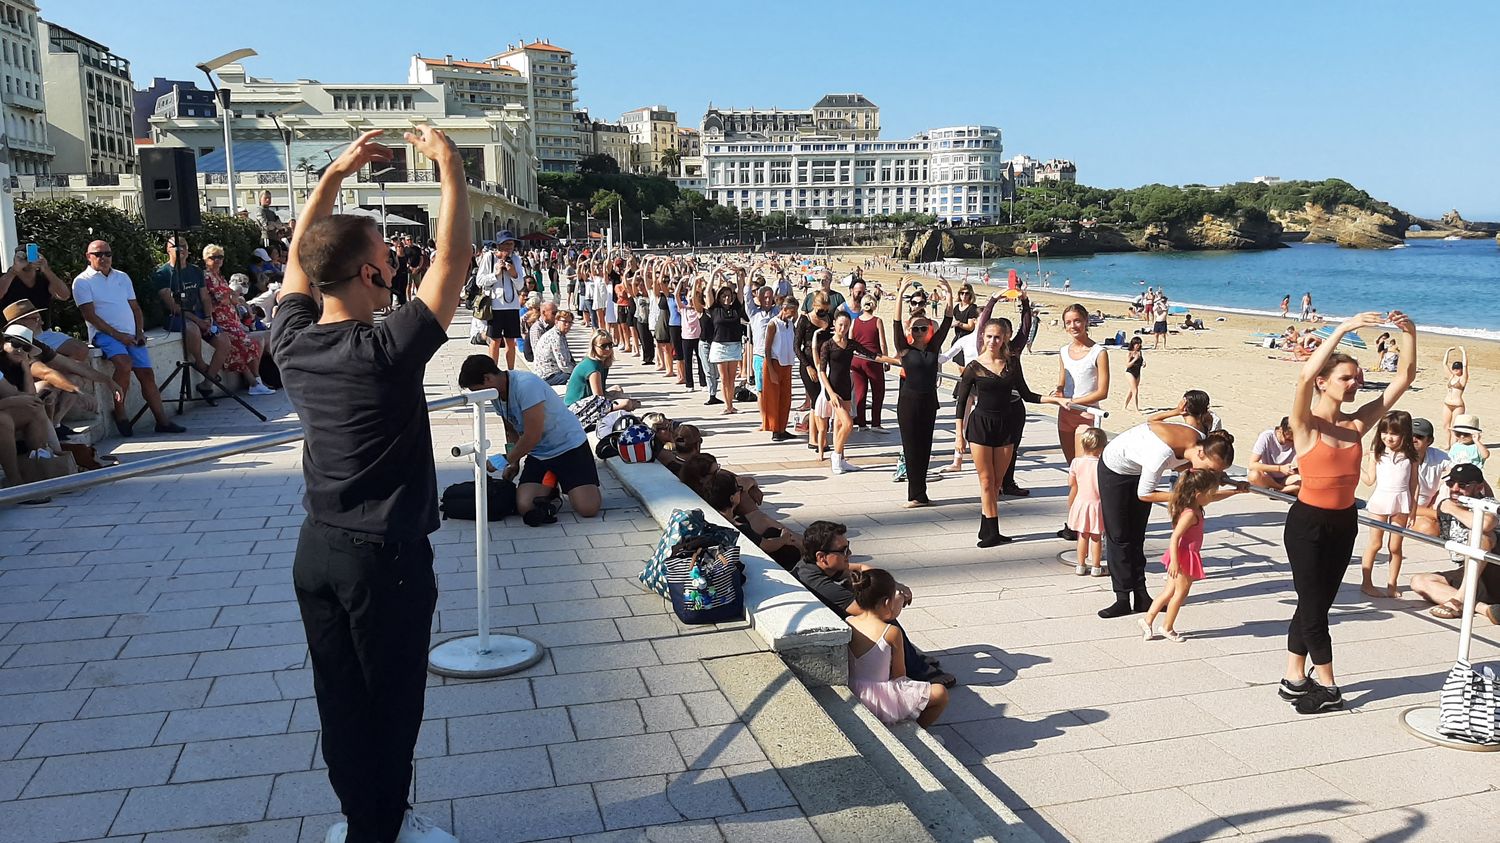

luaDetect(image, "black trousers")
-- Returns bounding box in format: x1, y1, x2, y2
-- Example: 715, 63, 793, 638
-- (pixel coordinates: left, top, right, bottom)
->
1002, 399, 1026, 489
897, 390, 938, 502
1099, 462, 1153, 602
635, 320, 655, 364
293, 519, 437, 843
681, 338, 701, 386
1284, 500, 1359, 665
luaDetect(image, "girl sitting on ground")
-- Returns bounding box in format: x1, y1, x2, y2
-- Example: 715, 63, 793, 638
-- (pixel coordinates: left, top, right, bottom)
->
1360, 411, 1417, 598
1067, 427, 1107, 577
847, 568, 949, 727
1139, 467, 1237, 642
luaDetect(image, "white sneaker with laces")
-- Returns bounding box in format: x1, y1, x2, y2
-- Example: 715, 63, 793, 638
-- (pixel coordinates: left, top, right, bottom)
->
831, 460, 844, 475
836, 456, 861, 473
324, 822, 348, 843
248, 381, 277, 395
395, 810, 459, 842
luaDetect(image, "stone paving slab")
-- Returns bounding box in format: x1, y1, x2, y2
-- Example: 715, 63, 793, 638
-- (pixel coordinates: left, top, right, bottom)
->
0, 312, 820, 841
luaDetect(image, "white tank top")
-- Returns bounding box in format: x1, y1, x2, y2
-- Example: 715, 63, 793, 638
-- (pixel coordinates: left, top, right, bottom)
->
1061, 342, 1103, 398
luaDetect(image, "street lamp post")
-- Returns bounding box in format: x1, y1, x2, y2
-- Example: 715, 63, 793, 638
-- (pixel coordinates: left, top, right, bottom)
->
269, 112, 297, 220
372, 167, 395, 239
640, 210, 647, 249
196, 48, 257, 217
691, 216, 699, 250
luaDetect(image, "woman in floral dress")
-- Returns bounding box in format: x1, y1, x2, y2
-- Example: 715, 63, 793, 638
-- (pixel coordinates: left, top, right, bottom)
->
202, 244, 276, 395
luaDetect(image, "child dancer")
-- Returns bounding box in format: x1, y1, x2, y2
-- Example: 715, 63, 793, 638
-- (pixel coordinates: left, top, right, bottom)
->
1067, 428, 1107, 576
1140, 468, 1234, 642
1360, 410, 1418, 598
847, 568, 949, 727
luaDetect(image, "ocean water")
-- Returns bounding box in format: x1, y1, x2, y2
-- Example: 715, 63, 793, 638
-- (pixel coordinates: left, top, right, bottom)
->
962, 238, 1500, 340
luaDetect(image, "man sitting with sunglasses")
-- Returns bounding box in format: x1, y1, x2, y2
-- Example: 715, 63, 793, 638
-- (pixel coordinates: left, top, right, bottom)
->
1410, 463, 1500, 624
72, 239, 184, 436
794, 520, 957, 688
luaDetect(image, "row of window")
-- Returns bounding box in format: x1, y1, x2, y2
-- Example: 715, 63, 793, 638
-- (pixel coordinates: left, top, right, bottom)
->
3, 71, 35, 100
330, 93, 416, 111
1, 35, 34, 71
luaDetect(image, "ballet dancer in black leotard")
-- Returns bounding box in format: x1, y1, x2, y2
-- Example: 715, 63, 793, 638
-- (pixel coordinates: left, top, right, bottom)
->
872, 279, 953, 507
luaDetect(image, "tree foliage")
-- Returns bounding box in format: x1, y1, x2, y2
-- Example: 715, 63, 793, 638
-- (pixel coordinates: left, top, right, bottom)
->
578, 153, 620, 175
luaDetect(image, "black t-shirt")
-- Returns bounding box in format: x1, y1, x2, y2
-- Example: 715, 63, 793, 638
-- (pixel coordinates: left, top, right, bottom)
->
0, 270, 54, 312
952, 303, 979, 340
391, 248, 409, 284
270, 293, 449, 542
792, 559, 854, 617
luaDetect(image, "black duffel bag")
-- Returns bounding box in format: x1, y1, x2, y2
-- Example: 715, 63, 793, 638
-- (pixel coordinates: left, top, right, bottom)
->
440, 476, 518, 521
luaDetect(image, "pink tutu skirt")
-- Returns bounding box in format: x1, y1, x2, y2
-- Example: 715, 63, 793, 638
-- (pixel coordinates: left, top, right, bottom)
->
852, 678, 932, 725
1067, 499, 1103, 535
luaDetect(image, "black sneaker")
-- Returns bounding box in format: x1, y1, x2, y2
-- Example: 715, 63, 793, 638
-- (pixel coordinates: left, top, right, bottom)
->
928, 671, 958, 688
1057, 525, 1079, 542
705, 396, 724, 406
155, 421, 187, 434
771, 431, 796, 442
1294, 682, 1343, 715
1277, 676, 1312, 701
1003, 485, 1031, 497
113, 415, 134, 437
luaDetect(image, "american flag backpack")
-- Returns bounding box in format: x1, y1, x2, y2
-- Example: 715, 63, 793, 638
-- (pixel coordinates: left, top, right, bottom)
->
617, 419, 658, 463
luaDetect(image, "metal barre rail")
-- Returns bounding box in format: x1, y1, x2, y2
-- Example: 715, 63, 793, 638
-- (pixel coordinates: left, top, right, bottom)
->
1240, 482, 1500, 566
0, 394, 471, 508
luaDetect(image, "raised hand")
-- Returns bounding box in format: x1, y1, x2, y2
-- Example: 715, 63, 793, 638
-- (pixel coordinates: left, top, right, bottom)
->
327, 129, 393, 179
1387, 310, 1416, 335
403, 124, 459, 171
1338, 311, 1385, 333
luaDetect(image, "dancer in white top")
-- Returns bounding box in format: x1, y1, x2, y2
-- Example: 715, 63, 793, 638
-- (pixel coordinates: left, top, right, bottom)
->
1054, 303, 1109, 541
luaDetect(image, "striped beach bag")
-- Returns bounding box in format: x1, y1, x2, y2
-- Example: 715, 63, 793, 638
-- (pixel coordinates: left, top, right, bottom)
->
1438, 659, 1500, 745
665, 542, 745, 625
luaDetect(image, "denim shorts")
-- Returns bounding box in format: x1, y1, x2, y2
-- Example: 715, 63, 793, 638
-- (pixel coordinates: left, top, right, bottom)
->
93, 331, 153, 369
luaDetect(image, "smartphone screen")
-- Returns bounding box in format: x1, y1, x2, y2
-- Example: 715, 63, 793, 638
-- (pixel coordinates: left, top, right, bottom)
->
25, 243, 38, 263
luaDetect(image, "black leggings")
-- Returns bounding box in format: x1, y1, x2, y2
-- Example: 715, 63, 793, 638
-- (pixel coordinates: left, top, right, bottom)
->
897, 390, 938, 502
800, 361, 821, 403
635, 320, 655, 364
681, 338, 701, 386
1099, 461, 1153, 603
1284, 500, 1359, 666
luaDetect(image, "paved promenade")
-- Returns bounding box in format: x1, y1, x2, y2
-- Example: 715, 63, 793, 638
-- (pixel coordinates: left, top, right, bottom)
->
4, 302, 1500, 841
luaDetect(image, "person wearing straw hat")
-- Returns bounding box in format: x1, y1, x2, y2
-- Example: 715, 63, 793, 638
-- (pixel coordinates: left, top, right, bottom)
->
1448, 414, 1489, 469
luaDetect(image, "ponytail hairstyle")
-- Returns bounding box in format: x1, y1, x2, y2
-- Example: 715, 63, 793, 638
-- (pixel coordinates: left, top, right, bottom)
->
848, 567, 898, 612
1373, 410, 1417, 463
1181, 390, 1216, 433
1169, 467, 1223, 521
1198, 429, 1236, 468
1063, 302, 1090, 329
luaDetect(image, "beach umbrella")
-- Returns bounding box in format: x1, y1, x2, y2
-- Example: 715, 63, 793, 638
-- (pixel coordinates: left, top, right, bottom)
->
1310, 325, 1367, 350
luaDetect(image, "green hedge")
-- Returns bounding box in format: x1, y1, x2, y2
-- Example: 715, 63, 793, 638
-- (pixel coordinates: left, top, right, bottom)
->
15, 198, 263, 339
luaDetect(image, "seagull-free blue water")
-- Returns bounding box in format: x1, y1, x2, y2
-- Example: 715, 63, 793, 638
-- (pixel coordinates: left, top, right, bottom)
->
974, 238, 1500, 340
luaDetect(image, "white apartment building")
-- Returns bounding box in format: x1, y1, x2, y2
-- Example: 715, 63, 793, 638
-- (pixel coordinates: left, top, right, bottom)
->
0, 0, 52, 175
40, 20, 133, 175
704, 124, 1004, 223
146, 64, 541, 240
620, 105, 676, 173
489, 40, 577, 172
408, 54, 529, 115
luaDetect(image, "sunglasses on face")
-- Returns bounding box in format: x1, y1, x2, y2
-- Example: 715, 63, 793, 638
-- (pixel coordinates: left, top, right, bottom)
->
598, 342, 615, 349
89, 251, 112, 258
911, 325, 930, 334
206, 255, 224, 262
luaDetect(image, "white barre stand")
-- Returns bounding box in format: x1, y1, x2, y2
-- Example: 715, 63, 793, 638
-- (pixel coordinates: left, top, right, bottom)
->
428, 388, 545, 679
1400, 495, 1500, 751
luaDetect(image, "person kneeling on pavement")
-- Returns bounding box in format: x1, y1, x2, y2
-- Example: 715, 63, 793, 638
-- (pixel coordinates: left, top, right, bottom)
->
459, 354, 602, 523
1411, 463, 1500, 624
793, 520, 956, 688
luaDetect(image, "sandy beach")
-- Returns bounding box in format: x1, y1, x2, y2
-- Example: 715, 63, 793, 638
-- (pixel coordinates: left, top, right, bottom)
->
823, 254, 1499, 488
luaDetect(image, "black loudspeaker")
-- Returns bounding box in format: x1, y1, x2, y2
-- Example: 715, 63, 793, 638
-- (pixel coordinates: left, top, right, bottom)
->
139, 147, 202, 231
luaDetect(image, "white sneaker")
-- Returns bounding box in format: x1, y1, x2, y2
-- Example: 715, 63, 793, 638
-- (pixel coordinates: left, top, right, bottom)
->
836, 455, 861, 473
248, 381, 276, 396
1075, 564, 1089, 576
831, 460, 844, 475
324, 822, 348, 843
396, 810, 458, 842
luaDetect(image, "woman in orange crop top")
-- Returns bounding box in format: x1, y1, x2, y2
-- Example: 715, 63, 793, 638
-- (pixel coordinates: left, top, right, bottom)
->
1281, 309, 1416, 715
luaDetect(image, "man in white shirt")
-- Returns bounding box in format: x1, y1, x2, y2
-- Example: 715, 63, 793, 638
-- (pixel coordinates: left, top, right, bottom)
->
484, 232, 525, 370
72, 240, 183, 437
1249, 417, 1299, 493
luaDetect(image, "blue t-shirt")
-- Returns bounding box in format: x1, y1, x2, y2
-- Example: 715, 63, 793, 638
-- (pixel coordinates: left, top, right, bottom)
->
667, 295, 681, 327
494, 370, 586, 460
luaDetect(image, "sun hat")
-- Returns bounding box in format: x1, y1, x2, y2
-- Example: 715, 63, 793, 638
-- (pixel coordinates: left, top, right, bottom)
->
1452, 414, 1482, 436
1411, 418, 1435, 439
2, 300, 40, 325
495, 230, 520, 246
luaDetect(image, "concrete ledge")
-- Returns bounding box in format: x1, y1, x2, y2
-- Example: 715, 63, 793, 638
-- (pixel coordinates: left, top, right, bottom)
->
706, 653, 936, 843
599, 448, 851, 685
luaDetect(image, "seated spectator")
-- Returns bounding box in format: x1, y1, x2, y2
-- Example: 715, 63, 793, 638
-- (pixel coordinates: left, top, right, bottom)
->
519, 293, 544, 362
659, 423, 703, 476
154, 236, 231, 405
528, 301, 558, 355
678, 451, 765, 514
1411, 464, 1499, 623
203, 245, 276, 396
564, 330, 638, 413
847, 567, 948, 727
701, 469, 803, 569
74, 239, 184, 436
793, 520, 956, 687
0, 247, 86, 362
1248, 417, 1300, 493
531, 309, 577, 387
0, 355, 61, 488
2, 304, 121, 427
458, 354, 601, 520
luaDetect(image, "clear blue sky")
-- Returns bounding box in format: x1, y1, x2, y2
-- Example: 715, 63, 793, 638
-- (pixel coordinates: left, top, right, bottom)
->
49, 0, 1500, 218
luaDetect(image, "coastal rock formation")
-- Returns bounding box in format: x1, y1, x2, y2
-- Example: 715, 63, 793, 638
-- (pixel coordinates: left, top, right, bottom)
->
896, 214, 1281, 262
1271, 202, 1406, 249
1127, 214, 1283, 252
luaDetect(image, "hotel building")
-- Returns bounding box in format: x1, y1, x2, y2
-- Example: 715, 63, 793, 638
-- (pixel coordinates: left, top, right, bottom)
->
0, 0, 52, 175
39, 19, 133, 175
620, 105, 677, 173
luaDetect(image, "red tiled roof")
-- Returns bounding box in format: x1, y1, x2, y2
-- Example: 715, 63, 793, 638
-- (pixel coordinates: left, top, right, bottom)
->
418, 56, 519, 73
489, 40, 571, 59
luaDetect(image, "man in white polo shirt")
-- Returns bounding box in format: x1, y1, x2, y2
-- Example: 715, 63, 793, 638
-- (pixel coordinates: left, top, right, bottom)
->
72, 239, 183, 437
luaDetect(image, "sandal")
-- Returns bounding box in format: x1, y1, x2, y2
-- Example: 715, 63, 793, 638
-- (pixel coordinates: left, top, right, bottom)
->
1430, 601, 1463, 620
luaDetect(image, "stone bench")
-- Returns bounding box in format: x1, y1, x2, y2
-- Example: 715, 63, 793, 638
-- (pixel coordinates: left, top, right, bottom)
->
599, 451, 852, 685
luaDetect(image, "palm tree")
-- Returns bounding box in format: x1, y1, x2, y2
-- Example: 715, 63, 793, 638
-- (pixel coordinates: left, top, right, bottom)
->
660, 147, 682, 176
